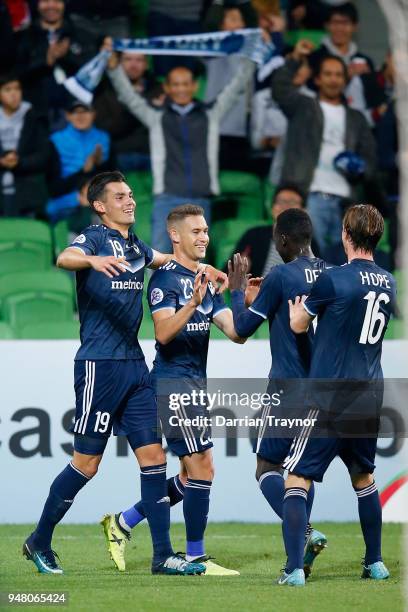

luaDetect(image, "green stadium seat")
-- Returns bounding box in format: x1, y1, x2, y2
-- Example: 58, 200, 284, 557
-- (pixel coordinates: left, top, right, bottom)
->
210, 324, 227, 339
52, 219, 69, 257
0, 219, 53, 273
0, 269, 75, 329
285, 29, 326, 48
18, 320, 80, 339
127, 171, 153, 199
219, 171, 265, 219
0, 321, 14, 339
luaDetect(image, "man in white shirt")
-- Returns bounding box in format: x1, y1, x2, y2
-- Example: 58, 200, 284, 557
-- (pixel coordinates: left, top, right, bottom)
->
271, 39, 376, 260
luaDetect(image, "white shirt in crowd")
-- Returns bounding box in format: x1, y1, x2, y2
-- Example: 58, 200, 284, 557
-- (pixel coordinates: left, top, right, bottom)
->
310, 101, 350, 198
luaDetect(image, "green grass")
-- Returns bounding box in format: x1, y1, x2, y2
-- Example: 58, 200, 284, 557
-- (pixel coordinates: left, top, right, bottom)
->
0, 523, 403, 612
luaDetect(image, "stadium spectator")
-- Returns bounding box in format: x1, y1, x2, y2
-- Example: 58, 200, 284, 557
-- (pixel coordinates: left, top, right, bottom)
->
223, 184, 318, 276
307, 3, 375, 113
93, 53, 163, 172
287, 0, 349, 30
204, 6, 251, 172
46, 99, 113, 223
66, 0, 132, 40
5, 0, 32, 31
16, 0, 97, 129
106, 41, 256, 252
361, 52, 398, 270
203, 0, 258, 30
0, 74, 48, 218
251, 57, 313, 184
272, 39, 376, 260
147, 0, 204, 76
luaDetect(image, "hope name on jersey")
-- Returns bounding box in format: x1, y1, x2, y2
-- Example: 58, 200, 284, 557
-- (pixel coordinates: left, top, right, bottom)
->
70, 224, 154, 360
248, 256, 326, 379
148, 260, 228, 378
304, 259, 397, 379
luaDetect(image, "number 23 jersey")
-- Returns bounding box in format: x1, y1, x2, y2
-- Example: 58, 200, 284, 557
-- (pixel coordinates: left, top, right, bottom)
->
148, 260, 227, 378
304, 259, 397, 379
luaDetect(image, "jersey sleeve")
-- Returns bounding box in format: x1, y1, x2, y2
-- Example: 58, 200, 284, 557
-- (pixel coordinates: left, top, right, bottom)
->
69, 226, 102, 256
137, 238, 155, 267
148, 272, 178, 314
212, 292, 228, 319
248, 267, 282, 320
304, 270, 336, 317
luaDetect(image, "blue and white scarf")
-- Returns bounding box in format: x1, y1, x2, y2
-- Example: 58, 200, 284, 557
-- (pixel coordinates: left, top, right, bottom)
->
64, 29, 279, 104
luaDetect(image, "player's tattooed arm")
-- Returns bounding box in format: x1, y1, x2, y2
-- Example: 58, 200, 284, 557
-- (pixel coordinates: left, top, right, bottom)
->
288, 295, 313, 333
57, 247, 128, 278
213, 309, 246, 344
153, 272, 209, 345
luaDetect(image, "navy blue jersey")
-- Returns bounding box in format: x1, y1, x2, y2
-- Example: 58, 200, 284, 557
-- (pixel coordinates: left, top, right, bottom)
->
148, 260, 228, 378
304, 259, 397, 379
69, 224, 154, 360
248, 256, 326, 378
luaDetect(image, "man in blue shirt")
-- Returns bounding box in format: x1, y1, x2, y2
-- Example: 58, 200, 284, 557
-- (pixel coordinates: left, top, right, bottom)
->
102, 204, 246, 575
23, 171, 227, 577
280, 204, 396, 586
228, 208, 328, 577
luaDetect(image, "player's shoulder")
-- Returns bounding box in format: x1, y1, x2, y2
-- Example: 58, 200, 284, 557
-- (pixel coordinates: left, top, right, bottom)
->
148, 261, 179, 287
70, 224, 105, 246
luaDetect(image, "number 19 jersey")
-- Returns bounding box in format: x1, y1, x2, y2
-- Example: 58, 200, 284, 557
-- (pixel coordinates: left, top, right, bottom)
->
304, 259, 397, 380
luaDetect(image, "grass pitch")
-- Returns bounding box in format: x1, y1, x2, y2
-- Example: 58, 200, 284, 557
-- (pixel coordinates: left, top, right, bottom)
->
0, 523, 403, 612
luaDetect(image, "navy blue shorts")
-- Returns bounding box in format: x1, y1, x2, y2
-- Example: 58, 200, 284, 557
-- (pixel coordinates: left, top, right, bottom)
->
71, 359, 160, 450
154, 374, 213, 458
283, 435, 377, 482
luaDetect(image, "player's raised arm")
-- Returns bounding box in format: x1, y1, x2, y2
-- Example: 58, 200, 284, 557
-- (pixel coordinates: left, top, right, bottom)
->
228, 254, 266, 338
57, 247, 128, 278
288, 295, 312, 333
153, 271, 208, 345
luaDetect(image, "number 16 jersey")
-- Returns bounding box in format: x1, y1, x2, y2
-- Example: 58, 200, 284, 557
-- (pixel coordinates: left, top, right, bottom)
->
304, 259, 397, 380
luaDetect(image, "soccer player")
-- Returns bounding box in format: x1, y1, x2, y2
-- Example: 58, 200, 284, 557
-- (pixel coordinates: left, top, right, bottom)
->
281, 204, 396, 586
101, 204, 247, 575
227, 208, 328, 578
22, 172, 227, 576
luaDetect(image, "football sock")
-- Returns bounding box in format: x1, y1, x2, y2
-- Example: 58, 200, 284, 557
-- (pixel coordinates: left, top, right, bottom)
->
306, 481, 315, 522
282, 487, 308, 573
121, 475, 185, 530
184, 478, 212, 561
258, 470, 284, 519
140, 464, 173, 565
355, 481, 382, 564
32, 462, 89, 550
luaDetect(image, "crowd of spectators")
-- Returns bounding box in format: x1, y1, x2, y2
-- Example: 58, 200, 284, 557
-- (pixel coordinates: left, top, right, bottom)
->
0, 0, 399, 271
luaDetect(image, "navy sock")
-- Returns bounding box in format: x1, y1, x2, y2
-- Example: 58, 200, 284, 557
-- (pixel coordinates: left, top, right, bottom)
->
122, 475, 185, 529
258, 471, 284, 519
32, 462, 89, 550
183, 478, 212, 559
282, 487, 308, 573
306, 481, 315, 522
355, 481, 382, 564
140, 464, 173, 565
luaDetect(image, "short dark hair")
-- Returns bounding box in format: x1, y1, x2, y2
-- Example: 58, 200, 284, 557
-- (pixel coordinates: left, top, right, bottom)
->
274, 184, 305, 206
0, 73, 21, 89
343, 204, 384, 253
275, 208, 313, 246
327, 2, 359, 24
87, 171, 126, 212
317, 54, 348, 80
167, 204, 205, 226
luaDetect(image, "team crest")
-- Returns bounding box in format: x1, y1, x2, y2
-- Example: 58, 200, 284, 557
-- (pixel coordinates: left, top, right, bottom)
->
73, 234, 86, 244
151, 288, 164, 306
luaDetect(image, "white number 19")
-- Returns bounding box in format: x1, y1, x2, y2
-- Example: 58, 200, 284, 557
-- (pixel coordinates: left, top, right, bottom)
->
359, 291, 390, 345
